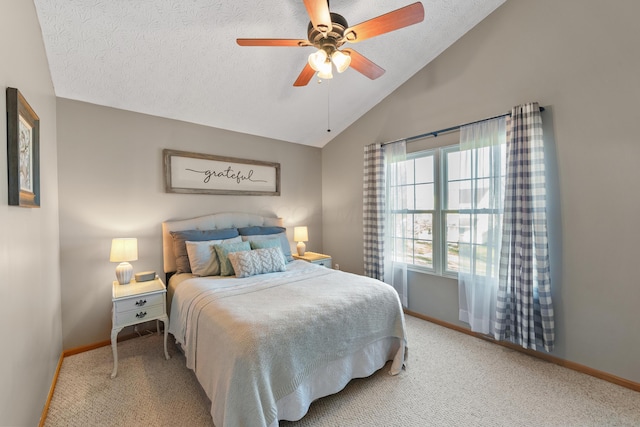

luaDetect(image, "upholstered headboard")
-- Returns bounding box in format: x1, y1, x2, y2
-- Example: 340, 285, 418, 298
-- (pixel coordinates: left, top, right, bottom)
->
162, 212, 284, 273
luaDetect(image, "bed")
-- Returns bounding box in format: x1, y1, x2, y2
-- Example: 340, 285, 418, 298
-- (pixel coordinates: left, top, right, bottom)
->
162, 212, 407, 427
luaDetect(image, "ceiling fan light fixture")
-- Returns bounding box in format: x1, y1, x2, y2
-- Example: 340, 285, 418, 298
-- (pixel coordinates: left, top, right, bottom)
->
331, 50, 351, 73
308, 49, 328, 71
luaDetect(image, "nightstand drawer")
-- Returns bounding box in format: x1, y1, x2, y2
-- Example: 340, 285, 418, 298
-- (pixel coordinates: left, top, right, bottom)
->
316, 258, 332, 268
114, 304, 165, 327
115, 292, 164, 313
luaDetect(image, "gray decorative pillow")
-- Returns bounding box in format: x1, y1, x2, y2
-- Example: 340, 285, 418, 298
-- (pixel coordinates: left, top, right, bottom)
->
186, 236, 242, 276
170, 228, 239, 273
227, 247, 286, 278
241, 233, 293, 262
213, 241, 252, 276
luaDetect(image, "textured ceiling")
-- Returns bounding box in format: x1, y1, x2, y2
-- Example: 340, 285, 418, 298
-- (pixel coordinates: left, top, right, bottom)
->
34, 0, 505, 147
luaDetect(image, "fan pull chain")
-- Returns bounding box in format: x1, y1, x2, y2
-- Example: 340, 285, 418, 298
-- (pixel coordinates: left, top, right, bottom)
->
327, 79, 331, 133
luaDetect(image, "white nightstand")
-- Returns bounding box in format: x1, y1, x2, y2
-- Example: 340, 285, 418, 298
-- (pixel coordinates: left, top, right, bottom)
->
111, 277, 170, 378
292, 251, 332, 268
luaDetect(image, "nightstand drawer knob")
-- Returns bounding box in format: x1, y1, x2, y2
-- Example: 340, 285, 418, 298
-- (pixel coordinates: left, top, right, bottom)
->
135, 299, 147, 306
135, 311, 147, 319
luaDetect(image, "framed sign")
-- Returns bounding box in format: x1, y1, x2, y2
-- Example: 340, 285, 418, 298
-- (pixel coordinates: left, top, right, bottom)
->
6, 87, 40, 208
163, 149, 280, 196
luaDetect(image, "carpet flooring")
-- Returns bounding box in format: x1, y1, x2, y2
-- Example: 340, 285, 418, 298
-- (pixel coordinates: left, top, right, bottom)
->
44, 315, 640, 426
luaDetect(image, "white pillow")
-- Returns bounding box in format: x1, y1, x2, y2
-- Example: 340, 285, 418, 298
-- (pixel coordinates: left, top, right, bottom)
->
186, 236, 242, 276
227, 247, 286, 278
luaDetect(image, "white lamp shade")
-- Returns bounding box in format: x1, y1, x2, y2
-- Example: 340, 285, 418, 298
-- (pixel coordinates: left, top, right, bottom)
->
317, 60, 333, 80
331, 50, 351, 73
308, 49, 328, 71
294, 226, 308, 242
110, 238, 138, 262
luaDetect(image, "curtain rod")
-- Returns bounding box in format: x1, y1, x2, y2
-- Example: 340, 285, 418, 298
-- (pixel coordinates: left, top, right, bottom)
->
382, 107, 545, 146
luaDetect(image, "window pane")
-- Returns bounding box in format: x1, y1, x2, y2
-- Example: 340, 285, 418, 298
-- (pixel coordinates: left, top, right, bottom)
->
414, 214, 432, 240
403, 214, 414, 237
414, 156, 433, 184
405, 185, 414, 210
474, 178, 490, 209
445, 213, 460, 272
472, 214, 491, 244
415, 184, 434, 210
457, 213, 472, 244
414, 240, 433, 267
447, 151, 461, 180
476, 146, 492, 178
475, 245, 488, 276
403, 159, 415, 185
447, 243, 459, 272
392, 213, 408, 237
402, 238, 414, 262
413, 214, 432, 268
445, 213, 459, 243
458, 180, 473, 210
457, 150, 473, 180
447, 181, 459, 210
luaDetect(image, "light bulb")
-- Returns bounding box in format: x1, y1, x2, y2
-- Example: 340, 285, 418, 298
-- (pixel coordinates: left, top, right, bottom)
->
331, 50, 351, 73
317, 60, 333, 79
308, 49, 328, 72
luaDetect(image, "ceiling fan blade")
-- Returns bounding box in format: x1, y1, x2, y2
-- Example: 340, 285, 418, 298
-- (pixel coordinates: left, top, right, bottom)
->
237, 39, 310, 47
303, 0, 332, 34
343, 2, 425, 43
294, 63, 316, 87
343, 49, 385, 80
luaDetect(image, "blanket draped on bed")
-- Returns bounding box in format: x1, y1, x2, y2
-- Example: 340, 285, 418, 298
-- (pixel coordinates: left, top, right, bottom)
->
168, 262, 407, 427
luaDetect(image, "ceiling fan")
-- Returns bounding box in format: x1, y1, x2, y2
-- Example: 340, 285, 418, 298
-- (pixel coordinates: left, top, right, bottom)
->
237, 1, 425, 86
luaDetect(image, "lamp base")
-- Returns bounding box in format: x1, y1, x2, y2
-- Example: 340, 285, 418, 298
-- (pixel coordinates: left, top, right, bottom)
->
115, 262, 133, 285
296, 241, 306, 256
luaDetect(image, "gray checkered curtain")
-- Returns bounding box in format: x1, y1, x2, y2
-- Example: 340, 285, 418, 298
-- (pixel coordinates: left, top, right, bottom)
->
363, 143, 385, 280
495, 102, 555, 352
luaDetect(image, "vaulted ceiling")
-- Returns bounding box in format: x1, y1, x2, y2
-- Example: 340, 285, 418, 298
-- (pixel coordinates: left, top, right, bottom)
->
34, 0, 505, 147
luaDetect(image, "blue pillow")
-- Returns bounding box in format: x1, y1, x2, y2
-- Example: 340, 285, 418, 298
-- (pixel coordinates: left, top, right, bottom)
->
238, 226, 286, 236
213, 241, 251, 276
241, 233, 293, 262
170, 228, 240, 273
249, 239, 281, 250
250, 239, 286, 262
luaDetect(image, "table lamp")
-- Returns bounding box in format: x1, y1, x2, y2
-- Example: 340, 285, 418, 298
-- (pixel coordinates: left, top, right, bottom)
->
294, 226, 308, 256
110, 238, 138, 285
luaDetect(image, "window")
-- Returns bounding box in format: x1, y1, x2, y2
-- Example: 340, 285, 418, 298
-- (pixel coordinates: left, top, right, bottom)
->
387, 144, 504, 277
387, 147, 450, 276
388, 153, 435, 269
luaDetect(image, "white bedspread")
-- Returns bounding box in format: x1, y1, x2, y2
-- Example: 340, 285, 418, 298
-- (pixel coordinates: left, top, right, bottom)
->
168, 261, 407, 427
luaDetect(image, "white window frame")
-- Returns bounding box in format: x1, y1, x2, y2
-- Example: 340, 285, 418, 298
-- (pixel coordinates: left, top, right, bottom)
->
388, 144, 459, 278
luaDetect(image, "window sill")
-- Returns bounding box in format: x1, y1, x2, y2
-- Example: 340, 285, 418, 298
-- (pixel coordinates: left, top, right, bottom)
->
406, 264, 458, 280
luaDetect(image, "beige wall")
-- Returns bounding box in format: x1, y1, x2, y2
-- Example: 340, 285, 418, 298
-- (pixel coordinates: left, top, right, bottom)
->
0, 1, 62, 425
322, 0, 640, 383
56, 99, 323, 349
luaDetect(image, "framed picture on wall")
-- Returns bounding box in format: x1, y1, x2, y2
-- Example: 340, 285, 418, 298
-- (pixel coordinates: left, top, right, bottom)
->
163, 149, 280, 196
6, 87, 40, 208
